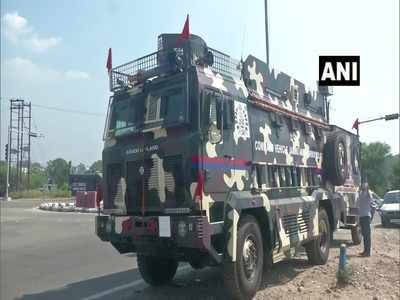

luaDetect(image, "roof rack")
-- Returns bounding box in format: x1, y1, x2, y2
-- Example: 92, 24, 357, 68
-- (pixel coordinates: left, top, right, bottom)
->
110, 46, 241, 91
208, 48, 242, 78
110, 51, 159, 91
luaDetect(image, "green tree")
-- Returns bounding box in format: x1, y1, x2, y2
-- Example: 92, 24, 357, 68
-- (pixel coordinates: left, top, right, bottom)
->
0, 161, 6, 196
46, 158, 70, 188
89, 160, 102, 173
30, 162, 47, 189
361, 142, 391, 196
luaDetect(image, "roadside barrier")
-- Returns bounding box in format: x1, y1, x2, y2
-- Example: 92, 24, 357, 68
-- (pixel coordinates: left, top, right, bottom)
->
38, 201, 102, 213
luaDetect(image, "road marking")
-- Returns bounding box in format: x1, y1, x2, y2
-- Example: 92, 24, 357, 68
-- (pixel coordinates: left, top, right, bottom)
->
81, 265, 191, 300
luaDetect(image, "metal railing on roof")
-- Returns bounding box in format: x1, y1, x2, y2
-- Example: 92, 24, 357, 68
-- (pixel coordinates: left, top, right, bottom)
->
110, 51, 159, 91
208, 48, 242, 78
110, 47, 242, 91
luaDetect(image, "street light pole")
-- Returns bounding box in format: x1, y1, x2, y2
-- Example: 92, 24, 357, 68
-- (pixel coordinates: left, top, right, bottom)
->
354, 113, 399, 135
353, 113, 399, 183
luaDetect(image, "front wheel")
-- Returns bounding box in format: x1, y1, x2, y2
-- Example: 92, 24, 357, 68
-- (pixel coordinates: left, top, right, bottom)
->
305, 209, 331, 265
351, 225, 362, 245
137, 255, 178, 286
381, 217, 389, 227
223, 215, 264, 300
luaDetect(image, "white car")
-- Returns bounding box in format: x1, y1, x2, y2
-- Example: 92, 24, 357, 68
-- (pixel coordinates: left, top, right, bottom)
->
379, 190, 400, 227
370, 190, 383, 207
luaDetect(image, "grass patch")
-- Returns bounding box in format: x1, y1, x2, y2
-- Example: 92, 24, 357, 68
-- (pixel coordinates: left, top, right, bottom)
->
10, 189, 71, 199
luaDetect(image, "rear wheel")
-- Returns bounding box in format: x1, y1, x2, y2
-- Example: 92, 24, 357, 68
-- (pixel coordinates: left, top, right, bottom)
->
351, 225, 362, 245
223, 215, 264, 300
137, 255, 178, 286
305, 209, 331, 265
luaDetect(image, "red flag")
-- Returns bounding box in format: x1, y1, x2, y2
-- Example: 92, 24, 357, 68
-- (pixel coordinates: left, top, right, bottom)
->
176, 15, 190, 46
106, 48, 112, 74
352, 118, 359, 130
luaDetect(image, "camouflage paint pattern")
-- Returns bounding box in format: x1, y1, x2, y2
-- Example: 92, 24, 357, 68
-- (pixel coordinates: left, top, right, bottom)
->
100, 34, 361, 263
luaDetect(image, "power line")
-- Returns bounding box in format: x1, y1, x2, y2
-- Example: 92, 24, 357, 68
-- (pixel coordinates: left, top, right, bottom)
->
31, 103, 104, 117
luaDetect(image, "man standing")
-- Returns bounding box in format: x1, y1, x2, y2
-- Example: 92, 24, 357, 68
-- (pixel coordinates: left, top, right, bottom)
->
358, 182, 373, 257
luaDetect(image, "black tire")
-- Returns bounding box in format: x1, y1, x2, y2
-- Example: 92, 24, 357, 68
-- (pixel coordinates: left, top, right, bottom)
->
305, 209, 331, 265
381, 217, 389, 227
137, 255, 178, 286
189, 258, 205, 270
223, 215, 264, 300
351, 143, 360, 175
351, 225, 362, 245
323, 134, 348, 186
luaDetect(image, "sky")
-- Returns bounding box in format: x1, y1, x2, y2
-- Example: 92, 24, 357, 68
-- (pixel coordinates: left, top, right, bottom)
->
0, 0, 399, 166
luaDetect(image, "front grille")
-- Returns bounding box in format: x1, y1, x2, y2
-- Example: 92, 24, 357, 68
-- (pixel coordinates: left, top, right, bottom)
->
126, 155, 184, 212
282, 210, 311, 237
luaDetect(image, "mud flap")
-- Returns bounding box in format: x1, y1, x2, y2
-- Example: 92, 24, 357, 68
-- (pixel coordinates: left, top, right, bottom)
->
225, 204, 240, 262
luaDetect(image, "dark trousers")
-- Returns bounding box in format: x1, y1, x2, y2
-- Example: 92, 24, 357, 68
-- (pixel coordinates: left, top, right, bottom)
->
360, 216, 371, 254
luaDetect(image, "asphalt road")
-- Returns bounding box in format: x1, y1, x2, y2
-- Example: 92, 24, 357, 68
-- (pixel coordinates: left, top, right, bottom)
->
0, 198, 384, 300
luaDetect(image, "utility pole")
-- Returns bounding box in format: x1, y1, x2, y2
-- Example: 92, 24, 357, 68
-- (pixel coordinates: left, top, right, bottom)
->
5, 126, 10, 200
27, 103, 32, 189
0, 97, 2, 162
8, 99, 33, 192
264, 0, 270, 71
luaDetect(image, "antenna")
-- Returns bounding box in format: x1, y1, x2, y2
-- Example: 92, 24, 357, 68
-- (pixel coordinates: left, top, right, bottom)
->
241, 24, 247, 62
264, 0, 270, 71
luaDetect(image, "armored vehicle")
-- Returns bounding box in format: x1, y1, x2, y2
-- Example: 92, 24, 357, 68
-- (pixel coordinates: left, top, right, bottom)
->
96, 33, 361, 299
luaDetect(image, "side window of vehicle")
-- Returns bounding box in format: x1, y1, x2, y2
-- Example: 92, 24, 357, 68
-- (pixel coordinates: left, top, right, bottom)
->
255, 164, 267, 189
269, 166, 279, 188
205, 92, 226, 131
263, 166, 322, 189
278, 167, 286, 187
202, 92, 215, 129
306, 168, 315, 186
313, 168, 321, 186
284, 167, 292, 186
296, 167, 302, 186
224, 100, 234, 129
291, 167, 298, 186
209, 95, 217, 125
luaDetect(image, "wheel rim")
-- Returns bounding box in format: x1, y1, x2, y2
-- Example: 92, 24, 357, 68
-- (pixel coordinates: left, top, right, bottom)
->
242, 234, 258, 280
319, 219, 328, 253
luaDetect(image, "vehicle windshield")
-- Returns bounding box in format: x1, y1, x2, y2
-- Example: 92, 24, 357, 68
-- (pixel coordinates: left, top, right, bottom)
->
109, 85, 186, 136
383, 192, 400, 204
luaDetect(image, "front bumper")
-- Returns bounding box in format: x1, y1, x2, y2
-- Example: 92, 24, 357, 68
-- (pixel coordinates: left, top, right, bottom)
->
95, 215, 212, 255
379, 211, 400, 224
